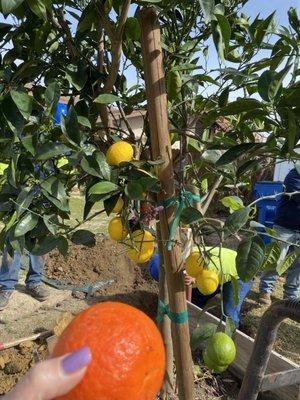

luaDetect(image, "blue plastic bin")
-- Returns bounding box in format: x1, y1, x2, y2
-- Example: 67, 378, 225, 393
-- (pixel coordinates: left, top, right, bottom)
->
253, 181, 284, 244
54, 102, 68, 126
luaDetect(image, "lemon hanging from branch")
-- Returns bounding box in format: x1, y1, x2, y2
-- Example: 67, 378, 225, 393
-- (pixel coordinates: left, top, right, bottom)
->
106, 141, 134, 166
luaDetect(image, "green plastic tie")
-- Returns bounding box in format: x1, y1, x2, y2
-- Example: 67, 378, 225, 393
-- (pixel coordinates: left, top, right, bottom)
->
157, 299, 189, 324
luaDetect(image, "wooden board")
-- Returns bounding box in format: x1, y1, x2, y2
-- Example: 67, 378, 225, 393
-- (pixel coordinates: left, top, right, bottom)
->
187, 301, 300, 400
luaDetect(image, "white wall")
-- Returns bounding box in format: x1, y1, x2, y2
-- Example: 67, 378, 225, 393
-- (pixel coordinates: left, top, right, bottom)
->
274, 161, 296, 182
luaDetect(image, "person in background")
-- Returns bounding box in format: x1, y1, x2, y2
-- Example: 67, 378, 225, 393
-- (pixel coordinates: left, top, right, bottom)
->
184, 246, 252, 327
259, 167, 300, 305
0, 251, 49, 310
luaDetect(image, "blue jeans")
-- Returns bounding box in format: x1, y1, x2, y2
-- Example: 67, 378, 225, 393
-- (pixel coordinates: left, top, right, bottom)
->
191, 279, 253, 327
0, 250, 44, 291
259, 225, 300, 298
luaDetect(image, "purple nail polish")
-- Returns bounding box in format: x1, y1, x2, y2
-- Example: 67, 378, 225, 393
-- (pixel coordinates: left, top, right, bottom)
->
62, 346, 92, 374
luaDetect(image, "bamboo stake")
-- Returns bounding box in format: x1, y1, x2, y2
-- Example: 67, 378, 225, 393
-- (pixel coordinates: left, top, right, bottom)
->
157, 223, 175, 399
138, 8, 195, 399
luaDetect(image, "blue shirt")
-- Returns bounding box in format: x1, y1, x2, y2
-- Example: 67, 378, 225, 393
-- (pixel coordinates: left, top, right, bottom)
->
275, 168, 300, 231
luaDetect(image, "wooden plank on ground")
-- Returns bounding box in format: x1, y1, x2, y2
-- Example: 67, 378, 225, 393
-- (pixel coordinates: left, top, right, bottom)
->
261, 369, 300, 392
187, 301, 300, 400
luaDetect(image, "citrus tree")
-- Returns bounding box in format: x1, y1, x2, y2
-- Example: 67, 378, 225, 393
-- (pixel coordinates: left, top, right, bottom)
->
0, 0, 300, 398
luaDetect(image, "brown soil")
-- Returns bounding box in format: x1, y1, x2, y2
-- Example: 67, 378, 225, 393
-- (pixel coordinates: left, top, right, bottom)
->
44, 235, 159, 319
0, 341, 48, 394
0, 236, 242, 399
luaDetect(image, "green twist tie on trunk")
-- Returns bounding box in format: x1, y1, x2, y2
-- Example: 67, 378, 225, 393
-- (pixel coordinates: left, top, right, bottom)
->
160, 190, 201, 251
156, 299, 189, 324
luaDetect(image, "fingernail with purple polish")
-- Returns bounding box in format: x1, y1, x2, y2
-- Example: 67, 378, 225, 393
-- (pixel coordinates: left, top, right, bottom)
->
62, 346, 92, 374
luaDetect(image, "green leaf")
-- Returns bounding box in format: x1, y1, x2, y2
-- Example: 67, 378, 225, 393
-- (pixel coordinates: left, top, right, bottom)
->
16, 187, 34, 217
36, 142, 71, 160
230, 276, 239, 306
31, 236, 62, 255
1, 0, 25, 13
218, 87, 229, 107
190, 323, 217, 351
81, 151, 111, 181
66, 63, 87, 91
222, 99, 264, 115
61, 106, 81, 146
15, 212, 39, 237
104, 194, 121, 216
258, 70, 274, 102
125, 182, 144, 200
2, 95, 24, 133
45, 82, 60, 106
236, 236, 265, 282
57, 236, 69, 257
270, 65, 292, 100
277, 252, 297, 276
41, 177, 69, 212
43, 214, 60, 235
94, 94, 121, 104
89, 181, 119, 195
199, 0, 215, 23
288, 110, 297, 154
10, 90, 33, 119
254, 12, 275, 47
71, 229, 96, 247
288, 7, 300, 34
137, 177, 158, 192
221, 196, 244, 211
27, 0, 51, 19
225, 316, 236, 337
215, 14, 231, 54
224, 207, 251, 237
180, 207, 203, 225
216, 143, 259, 166
22, 135, 35, 156
261, 242, 281, 271
237, 160, 261, 177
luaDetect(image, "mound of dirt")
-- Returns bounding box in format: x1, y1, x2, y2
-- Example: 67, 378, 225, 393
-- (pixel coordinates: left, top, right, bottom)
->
44, 235, 159, 319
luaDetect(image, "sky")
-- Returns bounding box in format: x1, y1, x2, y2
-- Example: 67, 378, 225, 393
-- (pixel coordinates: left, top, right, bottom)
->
125, 0, 300, 86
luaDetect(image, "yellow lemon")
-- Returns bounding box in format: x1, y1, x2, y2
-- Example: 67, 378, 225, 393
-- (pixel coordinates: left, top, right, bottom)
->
108, 217, 128, 241
205, 332, 236, 367
0, 163, 8, 175
185, 251, 205, 278
106, 141, 134, 166
126, 230, 155, 264
127, 247, 154, 264
57, 156, 68, 168
196, 269, 219, 295
112, 197, 124, 214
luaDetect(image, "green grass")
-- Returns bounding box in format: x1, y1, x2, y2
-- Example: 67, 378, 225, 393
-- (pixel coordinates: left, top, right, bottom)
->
68, 194, 110, 235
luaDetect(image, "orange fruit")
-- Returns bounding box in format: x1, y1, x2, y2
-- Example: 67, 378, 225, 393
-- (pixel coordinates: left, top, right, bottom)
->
53, 302, 166, 400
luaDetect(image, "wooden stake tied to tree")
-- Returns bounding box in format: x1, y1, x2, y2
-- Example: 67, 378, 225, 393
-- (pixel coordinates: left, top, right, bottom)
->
138, 7, 195, 400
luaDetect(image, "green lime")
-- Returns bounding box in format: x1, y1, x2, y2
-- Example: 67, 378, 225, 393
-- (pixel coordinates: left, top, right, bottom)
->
167, 70, 182, 102
124, 17, 141, 42
203, 349, 228, 373
205, 332, 236, 366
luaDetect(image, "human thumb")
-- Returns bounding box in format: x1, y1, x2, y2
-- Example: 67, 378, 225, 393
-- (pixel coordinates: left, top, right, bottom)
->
4, 346, 91, 400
